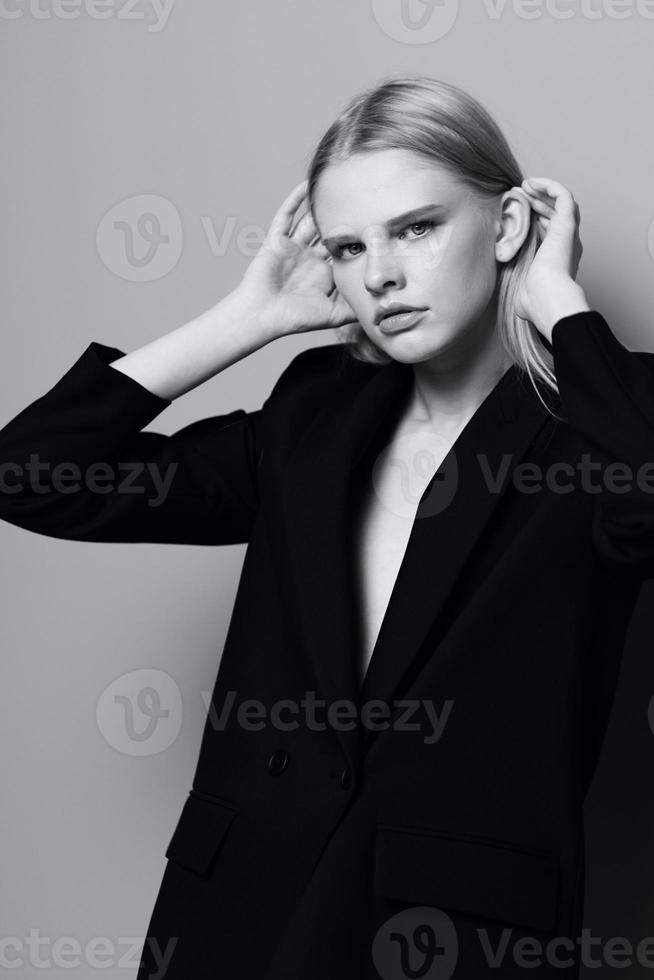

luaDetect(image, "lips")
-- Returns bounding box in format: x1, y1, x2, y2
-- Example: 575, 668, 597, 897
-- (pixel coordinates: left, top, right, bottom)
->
376, 307, 428, 334
375, 304, 427, 326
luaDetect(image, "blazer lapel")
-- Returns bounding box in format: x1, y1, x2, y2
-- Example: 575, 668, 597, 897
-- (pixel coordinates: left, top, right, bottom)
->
281, 347, 555, 771
281, 354, 412, 772
357, 366, 555, 753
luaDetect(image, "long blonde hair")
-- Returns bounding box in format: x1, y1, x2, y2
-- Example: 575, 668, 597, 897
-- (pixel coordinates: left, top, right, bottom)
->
307, 75, 558, 412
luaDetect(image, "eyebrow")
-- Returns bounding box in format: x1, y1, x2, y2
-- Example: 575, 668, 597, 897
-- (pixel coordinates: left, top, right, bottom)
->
320, 204, 447, 249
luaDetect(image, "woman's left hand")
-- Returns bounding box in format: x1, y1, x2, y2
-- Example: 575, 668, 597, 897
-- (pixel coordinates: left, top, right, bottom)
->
515, 176, 590, 342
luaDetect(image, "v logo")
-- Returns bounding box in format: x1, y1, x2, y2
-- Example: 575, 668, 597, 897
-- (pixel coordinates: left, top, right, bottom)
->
400, 0, 447, 31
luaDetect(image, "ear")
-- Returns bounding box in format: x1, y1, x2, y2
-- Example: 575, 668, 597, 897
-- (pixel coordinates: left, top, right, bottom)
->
494, 187, 532, 264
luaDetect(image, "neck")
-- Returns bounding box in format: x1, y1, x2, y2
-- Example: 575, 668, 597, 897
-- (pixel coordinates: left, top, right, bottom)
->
408, 306, 513, 431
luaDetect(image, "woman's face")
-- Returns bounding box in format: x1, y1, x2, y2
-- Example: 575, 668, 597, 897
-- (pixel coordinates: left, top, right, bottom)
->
312, 149, 505, 366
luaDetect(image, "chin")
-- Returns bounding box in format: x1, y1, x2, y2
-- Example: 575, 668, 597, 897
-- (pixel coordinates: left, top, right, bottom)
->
373, 322, 454, 364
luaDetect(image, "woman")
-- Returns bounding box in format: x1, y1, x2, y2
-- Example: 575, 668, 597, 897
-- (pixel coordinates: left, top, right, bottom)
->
1, 75, 652, 979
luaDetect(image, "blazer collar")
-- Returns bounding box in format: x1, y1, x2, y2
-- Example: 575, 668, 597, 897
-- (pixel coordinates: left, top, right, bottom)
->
281, 348, 556, 771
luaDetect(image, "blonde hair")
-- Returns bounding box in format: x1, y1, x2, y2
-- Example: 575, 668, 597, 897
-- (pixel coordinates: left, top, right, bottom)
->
307, 74, 559, 413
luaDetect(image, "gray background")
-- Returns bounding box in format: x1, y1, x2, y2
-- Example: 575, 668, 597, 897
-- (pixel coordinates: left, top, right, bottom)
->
2, 1, 654, 976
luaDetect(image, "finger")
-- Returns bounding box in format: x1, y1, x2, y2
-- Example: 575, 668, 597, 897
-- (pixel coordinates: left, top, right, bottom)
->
524, 193, 555, 217
312, 240, 332, 261
522, 177, 576, 219
521, 180, 557, 209
290, 208, 319, 247
308, 232, 332, 259
267, 180, 310, 241
330, 290, 358, 326
523, 176, 566, 199
322, 263, 336, 298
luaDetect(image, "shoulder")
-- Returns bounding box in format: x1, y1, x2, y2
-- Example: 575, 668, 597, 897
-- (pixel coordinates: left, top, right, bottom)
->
258, 341, 380, 448
632, 349, 654, 367
266, 341, 378, 404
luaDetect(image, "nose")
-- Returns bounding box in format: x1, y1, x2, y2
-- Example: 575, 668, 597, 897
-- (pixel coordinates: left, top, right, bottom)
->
363, 241, 406, 296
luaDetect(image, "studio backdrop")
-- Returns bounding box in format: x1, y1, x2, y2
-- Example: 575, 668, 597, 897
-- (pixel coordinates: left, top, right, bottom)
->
2, 2, 654, 978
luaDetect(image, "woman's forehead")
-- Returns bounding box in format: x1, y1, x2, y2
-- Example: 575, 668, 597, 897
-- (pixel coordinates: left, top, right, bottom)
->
315, 150, 456, 200
312, 155, 474, 235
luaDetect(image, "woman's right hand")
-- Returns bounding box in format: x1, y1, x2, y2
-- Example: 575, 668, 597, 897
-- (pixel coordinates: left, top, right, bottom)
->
230, 179, 359, 339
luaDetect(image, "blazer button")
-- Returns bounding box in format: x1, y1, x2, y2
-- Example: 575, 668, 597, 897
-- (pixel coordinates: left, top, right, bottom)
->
340, 767, 352, 790
268, 749, 290, 775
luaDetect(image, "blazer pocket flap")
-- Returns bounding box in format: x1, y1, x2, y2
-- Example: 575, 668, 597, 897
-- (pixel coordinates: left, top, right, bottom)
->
373, 826, 560, 933
165, 789, 237, 876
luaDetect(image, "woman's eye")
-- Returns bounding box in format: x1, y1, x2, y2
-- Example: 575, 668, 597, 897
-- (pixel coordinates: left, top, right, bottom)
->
333, 221, 435, 259
335, 243, 363, 260
399, 220, 434, 240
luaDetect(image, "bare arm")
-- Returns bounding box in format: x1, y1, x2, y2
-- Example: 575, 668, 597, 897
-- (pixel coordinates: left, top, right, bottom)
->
0, 179, 355, 544
109, 180, 356, 401
108, 291, 274, 402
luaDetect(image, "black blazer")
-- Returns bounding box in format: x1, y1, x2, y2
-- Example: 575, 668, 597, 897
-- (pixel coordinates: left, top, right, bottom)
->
1, 310, 652, 979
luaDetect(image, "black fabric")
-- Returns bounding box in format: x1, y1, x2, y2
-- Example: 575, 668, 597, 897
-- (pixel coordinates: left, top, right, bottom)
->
0, 311, 651, 978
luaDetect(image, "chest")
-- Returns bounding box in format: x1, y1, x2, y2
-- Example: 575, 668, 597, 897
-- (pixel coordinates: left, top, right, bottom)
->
351, 416, 459, 681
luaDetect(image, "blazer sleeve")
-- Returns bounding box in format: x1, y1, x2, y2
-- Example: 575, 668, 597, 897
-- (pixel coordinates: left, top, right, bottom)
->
0, 341, 286, 545
551, 310, 654, 580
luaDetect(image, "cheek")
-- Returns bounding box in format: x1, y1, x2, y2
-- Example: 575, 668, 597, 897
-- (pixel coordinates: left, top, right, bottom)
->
333, 265, 364, 306
416, 228, 496, 306
462, 222, 498, 283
